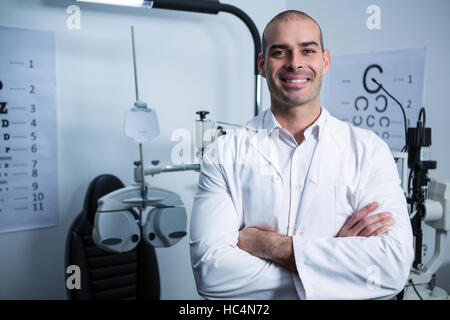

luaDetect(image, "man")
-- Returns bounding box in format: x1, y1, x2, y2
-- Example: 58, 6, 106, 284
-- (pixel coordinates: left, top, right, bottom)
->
190, 10, 413, 299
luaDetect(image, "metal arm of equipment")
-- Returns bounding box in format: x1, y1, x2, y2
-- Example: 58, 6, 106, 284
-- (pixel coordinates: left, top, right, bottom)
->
132, 108, 244, 181
134, 164, 200, 181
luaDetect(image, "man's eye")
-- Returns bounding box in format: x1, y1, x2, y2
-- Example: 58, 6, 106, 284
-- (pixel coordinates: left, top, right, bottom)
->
304, 49, 315, 54
272, 50, 286, 56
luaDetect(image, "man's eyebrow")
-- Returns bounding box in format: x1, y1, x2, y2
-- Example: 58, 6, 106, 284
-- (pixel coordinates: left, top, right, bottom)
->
298, 41, 320, 48
268, 44, 290, 51
268, 41, 320, 52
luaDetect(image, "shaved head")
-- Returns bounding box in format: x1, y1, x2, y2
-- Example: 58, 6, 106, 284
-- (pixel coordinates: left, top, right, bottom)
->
262, 10, 324, 56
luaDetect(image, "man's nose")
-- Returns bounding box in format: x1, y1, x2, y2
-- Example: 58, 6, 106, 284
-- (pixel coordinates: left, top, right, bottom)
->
285, 52, 303, 71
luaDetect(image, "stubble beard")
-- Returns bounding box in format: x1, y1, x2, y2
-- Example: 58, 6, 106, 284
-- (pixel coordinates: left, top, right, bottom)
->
267, 71, 323, 109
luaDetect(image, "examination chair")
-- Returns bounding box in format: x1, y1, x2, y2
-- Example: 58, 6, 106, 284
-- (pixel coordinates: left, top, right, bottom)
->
65, 174, 160, 300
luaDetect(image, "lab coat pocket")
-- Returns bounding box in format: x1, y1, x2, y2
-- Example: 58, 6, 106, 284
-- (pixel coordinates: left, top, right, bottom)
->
297, 182, 335, 237
240, 165, 280, 231
334, 184, 356, 235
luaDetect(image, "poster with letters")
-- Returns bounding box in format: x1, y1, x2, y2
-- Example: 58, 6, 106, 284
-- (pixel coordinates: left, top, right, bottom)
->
0, 26, 58, 233
323, 48, 426, 153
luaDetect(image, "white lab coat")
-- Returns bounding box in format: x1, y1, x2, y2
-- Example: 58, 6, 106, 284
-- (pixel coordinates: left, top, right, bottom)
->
190, 107, 414, 300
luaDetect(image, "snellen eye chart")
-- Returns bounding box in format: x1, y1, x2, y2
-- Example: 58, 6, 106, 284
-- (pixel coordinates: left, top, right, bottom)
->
0, 26, 58, 233
323, 48, 426, 152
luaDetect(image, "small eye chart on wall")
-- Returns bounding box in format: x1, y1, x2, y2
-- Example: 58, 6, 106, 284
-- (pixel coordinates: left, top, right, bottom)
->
322, 48, 426, 152
0, 26, 58, 233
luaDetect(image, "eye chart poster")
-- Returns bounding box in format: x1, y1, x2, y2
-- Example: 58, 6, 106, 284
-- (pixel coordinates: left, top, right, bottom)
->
323, 48, 426, 152
0, 26, 58, 233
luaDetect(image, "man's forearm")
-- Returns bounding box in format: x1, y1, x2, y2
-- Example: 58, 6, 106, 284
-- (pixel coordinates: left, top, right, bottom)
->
266, 233, 298, 274
237, 228, 298, 274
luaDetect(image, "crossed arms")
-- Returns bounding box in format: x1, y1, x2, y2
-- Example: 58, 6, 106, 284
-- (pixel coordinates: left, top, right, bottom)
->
190, 140, 414, 299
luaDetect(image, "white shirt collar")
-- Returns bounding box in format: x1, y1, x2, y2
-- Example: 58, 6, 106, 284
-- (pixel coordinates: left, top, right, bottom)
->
263, 106, 327, 142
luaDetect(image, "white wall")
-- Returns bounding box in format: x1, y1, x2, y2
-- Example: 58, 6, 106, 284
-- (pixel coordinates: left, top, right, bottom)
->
286, 0, 450, 294
0, 0, 286, 299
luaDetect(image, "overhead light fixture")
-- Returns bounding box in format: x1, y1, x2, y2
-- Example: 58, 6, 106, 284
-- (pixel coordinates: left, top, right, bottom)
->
75, 0, 154, 8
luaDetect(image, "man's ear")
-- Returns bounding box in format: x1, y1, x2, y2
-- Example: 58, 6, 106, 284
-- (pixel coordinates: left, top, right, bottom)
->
322, 48, 331, 76
258, 52, 266, 78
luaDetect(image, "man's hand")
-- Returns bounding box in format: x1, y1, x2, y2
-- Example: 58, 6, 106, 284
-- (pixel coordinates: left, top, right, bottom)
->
337, 201, 395, 237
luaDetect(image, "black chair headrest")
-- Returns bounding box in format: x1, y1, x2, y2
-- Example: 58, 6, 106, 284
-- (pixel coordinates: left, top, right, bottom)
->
83, 174, 125, 224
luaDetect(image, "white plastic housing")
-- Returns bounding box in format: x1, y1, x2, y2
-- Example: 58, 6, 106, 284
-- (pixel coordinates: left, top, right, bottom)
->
92, 210, 141, 253
143, 207, 187, 247
124, 101, 160, 143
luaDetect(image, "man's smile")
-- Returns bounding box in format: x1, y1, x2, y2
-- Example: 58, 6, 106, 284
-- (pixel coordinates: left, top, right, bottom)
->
280, 75, 311, 88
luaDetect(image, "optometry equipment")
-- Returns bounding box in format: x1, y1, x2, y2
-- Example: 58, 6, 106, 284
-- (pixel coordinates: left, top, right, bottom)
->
378, 80, 449, 300
93, 26, 189, 253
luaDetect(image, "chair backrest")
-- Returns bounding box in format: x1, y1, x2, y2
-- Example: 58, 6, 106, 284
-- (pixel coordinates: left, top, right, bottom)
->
65, 174, 160, 300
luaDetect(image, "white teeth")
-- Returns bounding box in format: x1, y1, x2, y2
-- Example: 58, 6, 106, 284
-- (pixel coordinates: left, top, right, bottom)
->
284, 79, 307, 83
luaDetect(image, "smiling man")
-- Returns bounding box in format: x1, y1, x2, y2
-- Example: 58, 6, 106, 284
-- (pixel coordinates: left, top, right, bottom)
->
190, 10, 413, 300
